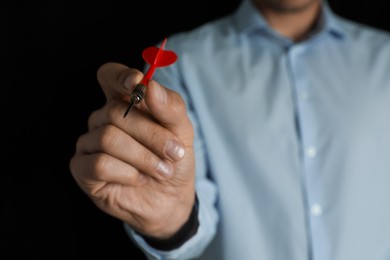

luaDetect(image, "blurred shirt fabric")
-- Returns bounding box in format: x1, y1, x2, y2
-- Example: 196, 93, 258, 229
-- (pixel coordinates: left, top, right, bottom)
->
125, 0, 390, 259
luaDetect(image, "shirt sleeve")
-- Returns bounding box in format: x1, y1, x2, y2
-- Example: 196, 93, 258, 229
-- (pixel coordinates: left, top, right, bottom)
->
123, 39, 220, 259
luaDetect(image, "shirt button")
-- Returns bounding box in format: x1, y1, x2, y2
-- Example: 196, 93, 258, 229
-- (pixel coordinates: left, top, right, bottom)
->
306, 146, 317, 158
310, 203, 323, 216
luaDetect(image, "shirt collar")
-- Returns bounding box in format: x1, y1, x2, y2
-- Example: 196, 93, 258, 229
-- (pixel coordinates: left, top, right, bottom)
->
233, 0, 346, 40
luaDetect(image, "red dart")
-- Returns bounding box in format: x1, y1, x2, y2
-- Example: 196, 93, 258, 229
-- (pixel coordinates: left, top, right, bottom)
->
123, 37, 178, 118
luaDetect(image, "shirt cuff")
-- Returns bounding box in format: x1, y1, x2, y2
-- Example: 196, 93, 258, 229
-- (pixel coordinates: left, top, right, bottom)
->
124, 191, 218, 260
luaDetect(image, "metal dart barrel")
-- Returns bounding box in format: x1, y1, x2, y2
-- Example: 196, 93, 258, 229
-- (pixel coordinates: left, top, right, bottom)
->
123, 83, 147, 118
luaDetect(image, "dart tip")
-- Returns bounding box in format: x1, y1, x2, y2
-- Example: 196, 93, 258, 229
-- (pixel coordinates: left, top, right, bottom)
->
123, 100, 135, 118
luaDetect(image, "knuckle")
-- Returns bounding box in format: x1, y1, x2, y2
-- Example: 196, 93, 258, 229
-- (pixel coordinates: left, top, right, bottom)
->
141, 151, 158, 171
170, 91, 186, 115
105, 101, 124, 122
87, 101, 126, 130
128, 171, 141, 186
97, 125, 120, 150
69, 155, 79, 177
87, 109, 100, 130
185, 119, 195, 136
92, 153, 112, 179
149, 130, 167, 150
74, 134, 84, 152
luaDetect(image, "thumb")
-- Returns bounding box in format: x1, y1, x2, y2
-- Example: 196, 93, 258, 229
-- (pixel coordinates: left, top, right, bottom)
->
144, 80, 194, 144
97, 62, 144, 102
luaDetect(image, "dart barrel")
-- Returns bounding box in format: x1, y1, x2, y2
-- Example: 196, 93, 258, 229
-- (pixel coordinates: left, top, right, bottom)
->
131, 83, 147, 104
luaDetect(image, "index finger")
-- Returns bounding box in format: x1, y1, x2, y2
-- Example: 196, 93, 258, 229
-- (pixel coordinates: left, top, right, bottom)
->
97, 62, 144, 102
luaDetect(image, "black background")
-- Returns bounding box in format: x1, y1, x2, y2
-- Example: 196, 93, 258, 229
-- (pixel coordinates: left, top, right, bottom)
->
2, 0, 389, 259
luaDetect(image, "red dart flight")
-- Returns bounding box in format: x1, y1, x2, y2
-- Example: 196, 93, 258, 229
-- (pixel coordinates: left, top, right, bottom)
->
123, 37, 178, 118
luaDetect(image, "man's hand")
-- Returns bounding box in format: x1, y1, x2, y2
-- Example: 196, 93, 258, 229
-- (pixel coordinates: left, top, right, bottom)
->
69, 62, 196, 239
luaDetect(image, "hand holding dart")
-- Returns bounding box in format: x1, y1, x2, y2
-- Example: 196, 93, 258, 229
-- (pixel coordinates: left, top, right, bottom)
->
123, 37, 178, 118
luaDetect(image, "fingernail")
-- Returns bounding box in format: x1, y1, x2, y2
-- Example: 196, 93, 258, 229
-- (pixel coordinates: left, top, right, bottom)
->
138, 173, 147, 185
123, 74, 133, 91
151, 81, 167, 104
156, 160, 173, 177
165, 139, 186, 161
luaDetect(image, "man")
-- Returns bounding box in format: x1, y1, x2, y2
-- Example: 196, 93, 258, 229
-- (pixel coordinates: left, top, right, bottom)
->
69, 0, 390, 259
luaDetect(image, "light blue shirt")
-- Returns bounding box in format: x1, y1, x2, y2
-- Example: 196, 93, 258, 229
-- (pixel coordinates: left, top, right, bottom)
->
125, 0, 390, 259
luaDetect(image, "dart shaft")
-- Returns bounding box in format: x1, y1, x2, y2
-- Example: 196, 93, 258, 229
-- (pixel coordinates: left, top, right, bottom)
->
142, 65, 157, 85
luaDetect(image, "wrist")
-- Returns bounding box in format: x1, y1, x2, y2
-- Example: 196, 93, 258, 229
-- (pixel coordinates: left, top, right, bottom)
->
140, 194, 199, 251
